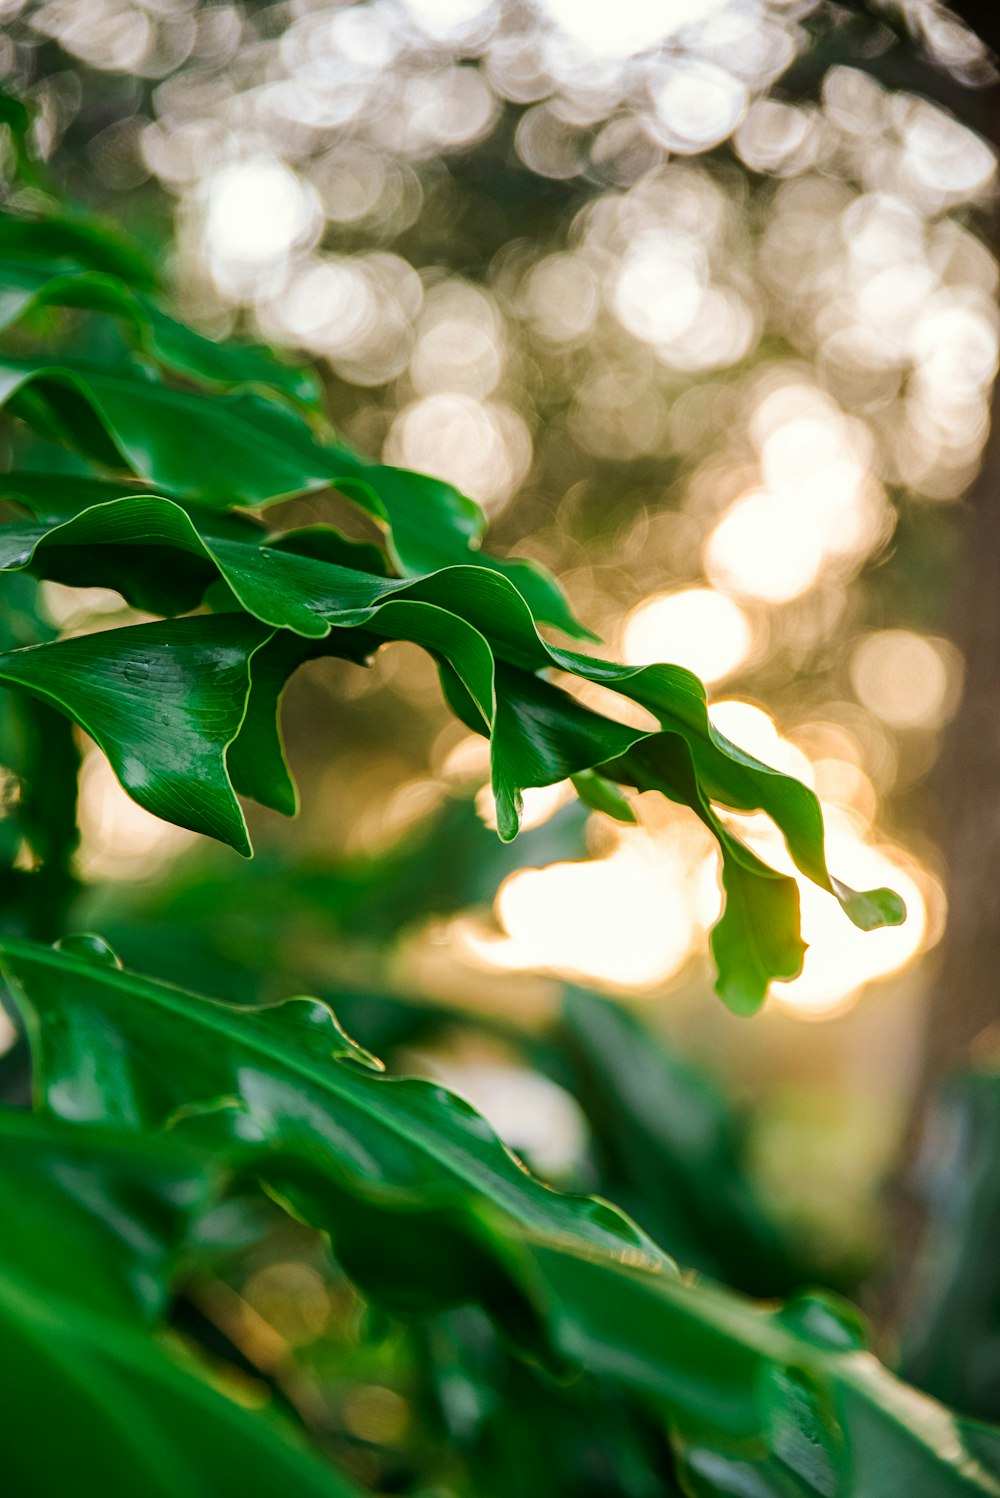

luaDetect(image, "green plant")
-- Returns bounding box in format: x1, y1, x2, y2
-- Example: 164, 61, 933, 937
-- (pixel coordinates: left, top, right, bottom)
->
1, 89, 997, 1496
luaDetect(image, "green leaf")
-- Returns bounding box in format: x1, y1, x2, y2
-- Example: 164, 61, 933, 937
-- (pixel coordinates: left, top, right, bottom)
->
900, 1068, 1000, 1420
529, 1249, 1000, 1497
0, 211, 156, 291
0, 254, 322, 408
0, 357, 588, 635
0, 936, 669, 1339
140, 300, 324, 409
222, 627, 376, 817
4, 936, 998, 1498
0, 467, 167, 521
559, 989, 803, 1297
0, 492, 901, 1008
710, 855, 805, 1016
327, 456, 594, 639
0, 614, 274, 855
0, 1106, 217, 1325
419, 1308, 676, 1498
569, 768, 637, 824
0, 88, 30, 147
0, 1109, 363, 1498
0, 92, 55, 197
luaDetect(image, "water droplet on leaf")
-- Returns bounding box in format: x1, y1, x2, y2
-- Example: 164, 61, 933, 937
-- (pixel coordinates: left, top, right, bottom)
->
54, 933, 123, 970
777, 1292, 867, 1352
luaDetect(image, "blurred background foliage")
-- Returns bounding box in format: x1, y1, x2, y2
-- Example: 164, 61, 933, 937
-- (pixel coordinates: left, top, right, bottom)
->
3, 0, 1000, 1486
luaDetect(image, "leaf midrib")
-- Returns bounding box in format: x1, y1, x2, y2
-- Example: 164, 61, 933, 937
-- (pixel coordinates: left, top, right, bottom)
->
4, 942, 661, 1264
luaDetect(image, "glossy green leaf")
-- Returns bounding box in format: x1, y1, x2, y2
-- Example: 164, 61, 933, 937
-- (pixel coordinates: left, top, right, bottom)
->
0, 936, 669, 1336
0, 1109, 363, 1498
3, 935, 997, 1498
529, 1249, 1000, 1497
222, 627, 376, 817
0, 355, 587, 635
0, 467, 168, 521
0, 614, 274, 855
326, 453, 594, 638
0, 492, 901, 1009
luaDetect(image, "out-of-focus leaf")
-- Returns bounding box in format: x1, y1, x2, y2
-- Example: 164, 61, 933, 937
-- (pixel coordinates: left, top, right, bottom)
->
0, 89, 30, 147
0, 467, 167, 519
0, 254, 323, 408
570, 768, 637, 824
75, 794, 591, 1010
0, 1109, 363, 1498
901, 1066, 1000, 1421
559, 989, 802, 1297
0, 572, 79, 941
3, 936, 998, 1498
420, 1308, 681, 1498
0, 87, 49, 193
0, 211, 157, 291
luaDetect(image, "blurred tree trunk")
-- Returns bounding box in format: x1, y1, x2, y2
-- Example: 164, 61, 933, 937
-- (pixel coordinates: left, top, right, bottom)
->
916, 0, 999, 1084
925, 357, 1000, 1081
916, 4, 1000, 1083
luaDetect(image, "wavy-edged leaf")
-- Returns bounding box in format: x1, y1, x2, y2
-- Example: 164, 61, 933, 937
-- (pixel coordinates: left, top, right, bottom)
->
327, 454, 593, 638
223, 627, 375, 817
0, 936, 668, 1341
0, 1109, 362, 1498
451, 666, 807, 1011
0, 614, 273, 854
177, 520, 900, 946
3, 937, 997, 1498
529, 1248, 1000, 1497
0, 492, 900, 1008
0, 357, 588, 635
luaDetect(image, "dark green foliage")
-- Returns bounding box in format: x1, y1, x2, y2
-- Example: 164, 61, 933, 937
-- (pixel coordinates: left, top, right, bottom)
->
558, 989, 803, 1297
0, 226, 905, 1011
902, 1065, 1000, 1422
0, 92, 995, 1498
5, 935, 1000, 1496
0, 1110, 363, 1497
